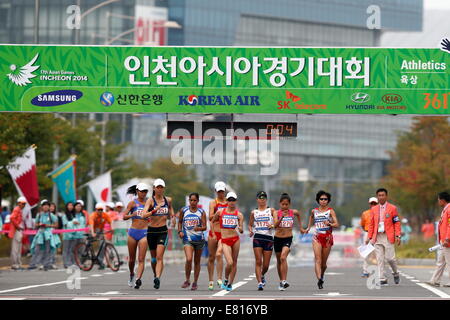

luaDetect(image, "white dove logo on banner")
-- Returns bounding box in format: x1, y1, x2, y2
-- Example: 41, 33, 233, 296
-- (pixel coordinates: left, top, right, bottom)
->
7, 53, 40, 86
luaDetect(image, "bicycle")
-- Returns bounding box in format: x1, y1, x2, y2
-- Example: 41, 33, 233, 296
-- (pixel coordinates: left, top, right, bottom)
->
74, 231, 121, 272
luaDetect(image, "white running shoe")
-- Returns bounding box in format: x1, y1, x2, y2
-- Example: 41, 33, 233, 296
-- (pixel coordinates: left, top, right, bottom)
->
128, 274, 135, 287
278, 283, 285, 291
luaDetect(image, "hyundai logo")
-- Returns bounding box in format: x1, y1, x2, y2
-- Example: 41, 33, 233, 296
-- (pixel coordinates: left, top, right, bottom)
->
351, 92, 370, 103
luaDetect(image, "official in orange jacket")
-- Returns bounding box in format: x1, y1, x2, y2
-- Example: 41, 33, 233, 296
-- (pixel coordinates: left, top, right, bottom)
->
427, 192, 450, 287
365, 188, 402, 286
10, 197, 27, 270
360, 197, 378, 277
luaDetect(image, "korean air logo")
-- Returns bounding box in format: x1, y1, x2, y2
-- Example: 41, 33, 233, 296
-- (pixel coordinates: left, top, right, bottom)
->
187, 95, 198, 105
351, 92, 370, 103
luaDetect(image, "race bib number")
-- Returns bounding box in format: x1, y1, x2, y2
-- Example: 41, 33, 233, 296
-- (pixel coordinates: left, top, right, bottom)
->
136, 210, 144, 217
255, 220, 269, 230
184, 218, 199, 229
280, 218, 293, 228
155, 207, 168, 215
223, 215, 238, 229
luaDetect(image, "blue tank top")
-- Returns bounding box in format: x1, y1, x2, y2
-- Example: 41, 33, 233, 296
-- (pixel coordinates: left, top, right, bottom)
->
181, 206, 205, 242
130, 199, 149, 220
151, 196, 169, 216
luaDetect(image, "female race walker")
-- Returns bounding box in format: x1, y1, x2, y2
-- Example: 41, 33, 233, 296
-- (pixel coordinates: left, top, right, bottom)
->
274, 193, 304, 291
248, 191, 278, 291
123, 182, 150, 289
304, 190, 339, 289
207, 181, 228, 290
178, 192, 207, 290
142, 178, 175, 290
212, 192, 244, 291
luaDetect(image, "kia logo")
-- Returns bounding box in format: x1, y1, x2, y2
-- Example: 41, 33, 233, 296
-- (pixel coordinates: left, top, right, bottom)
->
351, 92, 370, 103
382, 94, 402, 104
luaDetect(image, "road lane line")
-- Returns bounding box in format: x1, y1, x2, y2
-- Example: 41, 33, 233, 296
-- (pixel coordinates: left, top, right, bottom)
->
73, 297, 110, 300
0, 298, 26, 300
212, 281, 247, 296
416, 283, 450, 298
0, 280, 73, 294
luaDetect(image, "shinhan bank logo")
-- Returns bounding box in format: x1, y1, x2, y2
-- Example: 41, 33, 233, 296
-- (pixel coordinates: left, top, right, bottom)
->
351, 92, 370, 103
7, 53, 40, 86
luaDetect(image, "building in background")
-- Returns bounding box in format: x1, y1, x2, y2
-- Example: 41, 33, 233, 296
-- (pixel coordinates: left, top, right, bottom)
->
0, 0, 425, 212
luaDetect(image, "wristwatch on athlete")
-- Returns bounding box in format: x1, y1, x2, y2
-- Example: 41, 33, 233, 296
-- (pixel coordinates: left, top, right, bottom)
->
395, 235, 401, 239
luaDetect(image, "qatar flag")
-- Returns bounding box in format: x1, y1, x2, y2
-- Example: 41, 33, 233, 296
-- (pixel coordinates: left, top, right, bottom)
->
86, 171, 112, 203
7, 146, 40, 207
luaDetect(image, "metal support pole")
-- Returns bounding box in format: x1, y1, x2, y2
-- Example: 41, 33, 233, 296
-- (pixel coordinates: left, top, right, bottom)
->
34, 0, 40, 44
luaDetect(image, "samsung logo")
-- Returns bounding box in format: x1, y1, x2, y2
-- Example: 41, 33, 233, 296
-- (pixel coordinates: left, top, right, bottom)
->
31, 90, 83, 107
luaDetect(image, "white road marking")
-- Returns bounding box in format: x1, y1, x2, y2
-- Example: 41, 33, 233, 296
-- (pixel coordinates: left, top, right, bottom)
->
324, 272, 343, 276
212, 281, 247, 296
244, 278, 253, 281
72, 297, 110, 300
416, 283, 450, 298
411, 280, 420, 282
104, 272, 114, 275
0, 298, 26, 300
90, 274, 103, 277
240, 298, 275, 300
313, 292, 351, 296
158, 298, 193, 300
0, 280, 73, 294
92, 291, 126, 295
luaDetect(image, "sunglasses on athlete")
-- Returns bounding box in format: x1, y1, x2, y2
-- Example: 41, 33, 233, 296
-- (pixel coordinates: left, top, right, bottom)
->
319, 198, 329, 201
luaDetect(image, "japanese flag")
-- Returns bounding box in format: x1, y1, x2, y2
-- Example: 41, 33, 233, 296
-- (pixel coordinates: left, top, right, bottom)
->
86, 171, 112, 203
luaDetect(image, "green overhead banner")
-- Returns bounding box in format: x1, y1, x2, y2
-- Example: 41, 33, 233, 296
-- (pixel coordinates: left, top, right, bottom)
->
0, 45, 449, 115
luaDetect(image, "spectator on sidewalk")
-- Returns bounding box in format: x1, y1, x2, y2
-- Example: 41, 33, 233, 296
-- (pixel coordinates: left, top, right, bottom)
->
115, 202, 124, 219
1, 206, 10, 224
421, 218, 435, 240
9, 197, 27, 270
28, 200, 58, 271
62, 202, 75, 268
427, 192, 450, 287
400, 218, 412, 244
50, 202, 62, 269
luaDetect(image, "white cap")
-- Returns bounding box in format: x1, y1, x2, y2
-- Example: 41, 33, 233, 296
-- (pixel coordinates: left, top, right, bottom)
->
226, 192, 237, 200
402, 218, 408, 223
106, 202, 115, 209
17, 196, 27, 204
153, 178, 166, 187
95, 203, 104, 210
115, 202, 124, 207
368, 197, 378, 203
76, 199, 84, 206
214, 181, 226, 192
136, 183, 149, 191
40, 199, 50, 206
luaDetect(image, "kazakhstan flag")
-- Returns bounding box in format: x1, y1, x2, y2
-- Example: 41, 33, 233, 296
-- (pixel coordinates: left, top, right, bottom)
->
48, 156, 77, 204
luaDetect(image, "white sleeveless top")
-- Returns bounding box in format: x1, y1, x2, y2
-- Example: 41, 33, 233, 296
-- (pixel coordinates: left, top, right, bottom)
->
313, 208, 332, 235
253, 208, 274, 236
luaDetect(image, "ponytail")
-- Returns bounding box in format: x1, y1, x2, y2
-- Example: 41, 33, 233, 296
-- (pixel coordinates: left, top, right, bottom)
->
127, 185, 138, 196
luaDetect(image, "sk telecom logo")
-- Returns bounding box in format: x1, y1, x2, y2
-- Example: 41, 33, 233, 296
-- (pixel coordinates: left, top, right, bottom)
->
277, 90, 301, 109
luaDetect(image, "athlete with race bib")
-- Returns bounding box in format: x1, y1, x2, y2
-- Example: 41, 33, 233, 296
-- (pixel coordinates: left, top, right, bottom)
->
248, 191, 278, 290
304, 190, 339, 289
274, 193, 304, 291
142, 178, 175, 289
207, 181, 228, 290
212, 192, 244, 291
178, 192, 207, 291
123, 183, 150, 289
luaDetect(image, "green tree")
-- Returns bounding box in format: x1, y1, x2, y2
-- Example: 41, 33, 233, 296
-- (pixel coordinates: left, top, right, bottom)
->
0, 113, 134, 208
383, 116, 450, 227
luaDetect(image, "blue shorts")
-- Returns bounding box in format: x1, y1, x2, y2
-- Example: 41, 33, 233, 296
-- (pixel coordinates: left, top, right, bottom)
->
253, 234, 274, 251
128, 228, 147, 241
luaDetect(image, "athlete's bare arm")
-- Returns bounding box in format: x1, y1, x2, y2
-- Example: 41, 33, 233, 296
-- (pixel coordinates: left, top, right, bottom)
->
270, 208, 277, 229
248, 210, 255, 237
142, 197, 155, 219
327, 209, 339, 228
122, 201, 136, 221
167, 196, 176, 227
177, 209, 184, 238
195, 210, 207, 232
238, 212, 244, 234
